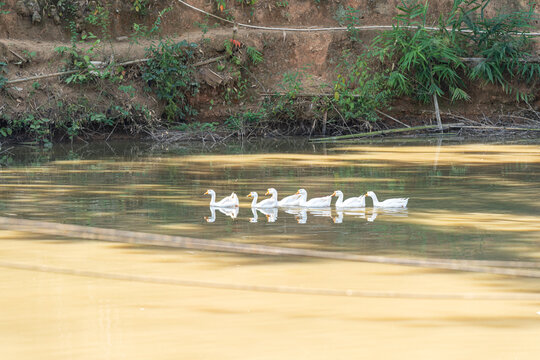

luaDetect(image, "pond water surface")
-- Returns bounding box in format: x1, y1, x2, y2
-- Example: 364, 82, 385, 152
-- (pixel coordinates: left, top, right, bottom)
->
1, 138, 539, 359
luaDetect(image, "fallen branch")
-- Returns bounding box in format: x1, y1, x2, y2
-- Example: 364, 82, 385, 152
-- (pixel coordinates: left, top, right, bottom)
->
193, 55, 226, 67
309, 122, 540, 142
309, 123, 462, 142
375, 109, 410, 128
456, 125, 540, 132
5, 56, 225, 85
9, 49, 27, 63
6, 69, 80, 85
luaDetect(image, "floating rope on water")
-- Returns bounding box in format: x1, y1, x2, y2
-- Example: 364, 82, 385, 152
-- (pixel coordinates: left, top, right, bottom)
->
2, 260, 540, 301
1, 216, 540, 278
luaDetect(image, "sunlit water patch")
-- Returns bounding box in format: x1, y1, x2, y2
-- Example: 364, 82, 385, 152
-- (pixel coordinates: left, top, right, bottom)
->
0, 139, 538, 260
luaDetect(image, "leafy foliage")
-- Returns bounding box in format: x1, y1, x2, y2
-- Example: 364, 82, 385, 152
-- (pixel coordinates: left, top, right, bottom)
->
0, 99, 152, 144
142, 39, 199, 121
0, 1, 9, 15
54, 32, 116, 84
246, 46, 264, 65
451, 0, 540, 101
132, 0, 150, 15
85, 3, 111, 39
0, 62, 7, 90
334, 5, 363, 42
373, 0, 469, 104
333, 52, 392, 122
55, 0, 78, 19
374, 0, 539, 106
225, 109, 266, 135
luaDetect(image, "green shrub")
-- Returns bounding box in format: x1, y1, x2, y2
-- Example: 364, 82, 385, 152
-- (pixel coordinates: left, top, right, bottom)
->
55, 33, 103, 84
333, 51, 392, 122
374, 0, 540, 108
334, 5, 363, 42
373, 0, 469, 105
452, 0, 540, 101
142, 39, 199, 121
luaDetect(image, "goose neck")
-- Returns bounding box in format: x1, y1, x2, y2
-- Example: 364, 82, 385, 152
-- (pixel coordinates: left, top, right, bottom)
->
369, 193, 380, 206
298, 192, 307, 206
209, 192, 216, 206
250, 193, 259, 207
335, 192, 344, 206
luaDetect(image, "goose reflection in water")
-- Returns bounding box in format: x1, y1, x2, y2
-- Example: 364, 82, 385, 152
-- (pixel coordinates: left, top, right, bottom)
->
333, 209, 366, 223
367, 207, 409, 222
285, 208, 333, 224
205, 206, 239, 223
204, 207, 408, 223
308, 208, 332, 218
285, 208, 307, 224
250, 207, 278, 223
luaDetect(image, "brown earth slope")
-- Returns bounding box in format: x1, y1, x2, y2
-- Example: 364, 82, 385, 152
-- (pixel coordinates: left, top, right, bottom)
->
1, 0, 540, 137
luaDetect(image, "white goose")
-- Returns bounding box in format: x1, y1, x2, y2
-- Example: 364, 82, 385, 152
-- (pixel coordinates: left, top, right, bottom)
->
296, 188, 332, 208
332, 190, 366, 208
204, 189, 239, 208
277, 190, 302, 207
365, 191, 408, 208
247, 188, 278, 208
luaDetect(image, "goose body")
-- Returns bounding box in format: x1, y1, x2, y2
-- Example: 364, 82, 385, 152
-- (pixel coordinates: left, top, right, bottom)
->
365, 191, 408, 208
204, 189, 239, 208
277, 191, 302, 207
247, 188, 278, 208
296, 189, 332, 208
332, 190, 366, 208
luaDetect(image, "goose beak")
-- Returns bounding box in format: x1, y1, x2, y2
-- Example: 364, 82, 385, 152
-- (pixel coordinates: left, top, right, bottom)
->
247, 194, 252, 198
295, 190, 300, 194
265, 190, 270, 195
365, 192, 368, 196
204, 190, 209, 195
331, 191, 336, 196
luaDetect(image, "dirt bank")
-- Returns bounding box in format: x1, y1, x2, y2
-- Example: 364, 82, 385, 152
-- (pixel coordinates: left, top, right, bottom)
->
1, 0, 540, 143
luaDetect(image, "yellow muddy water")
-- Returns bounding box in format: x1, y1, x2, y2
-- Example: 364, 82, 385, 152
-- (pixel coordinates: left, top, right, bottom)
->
1, 139, 539, 359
